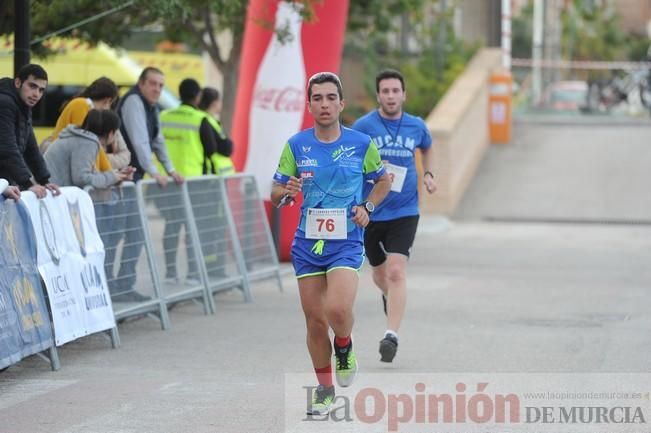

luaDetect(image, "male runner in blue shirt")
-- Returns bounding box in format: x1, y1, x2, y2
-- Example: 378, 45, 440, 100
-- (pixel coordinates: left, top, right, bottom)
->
271, 72, 391, 416
352, 69, 436, 363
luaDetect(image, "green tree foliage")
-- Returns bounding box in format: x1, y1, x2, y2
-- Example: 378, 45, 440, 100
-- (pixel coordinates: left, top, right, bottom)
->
344, 2, 477, 121
0, 2, 14, 37
2, 0, 319, 130
3, 0, 470, 126
511, 1, 533, 59
512, 0, 643, 62
347, 0, 427, 34
561, 0, 628, 61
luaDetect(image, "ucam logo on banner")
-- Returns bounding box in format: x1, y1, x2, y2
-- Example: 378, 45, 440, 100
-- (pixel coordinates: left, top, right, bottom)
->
22, 187, 115, 346
0, 197, 54, 368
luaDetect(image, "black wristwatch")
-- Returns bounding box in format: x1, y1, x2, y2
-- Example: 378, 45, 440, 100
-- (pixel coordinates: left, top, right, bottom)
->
361, 201, 375, 214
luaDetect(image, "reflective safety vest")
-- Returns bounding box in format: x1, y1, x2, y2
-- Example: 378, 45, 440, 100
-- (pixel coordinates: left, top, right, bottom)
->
160, 104, 206, 176
203, 114, 235, 176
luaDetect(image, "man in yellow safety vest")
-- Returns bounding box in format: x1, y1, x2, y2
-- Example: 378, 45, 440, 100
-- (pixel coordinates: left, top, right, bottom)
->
160, 79, 231, 285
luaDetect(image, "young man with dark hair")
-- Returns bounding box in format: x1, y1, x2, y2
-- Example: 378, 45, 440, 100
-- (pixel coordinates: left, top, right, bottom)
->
272, 72, 391, 415
352, 69, 437, 363
0, 63, 60, 198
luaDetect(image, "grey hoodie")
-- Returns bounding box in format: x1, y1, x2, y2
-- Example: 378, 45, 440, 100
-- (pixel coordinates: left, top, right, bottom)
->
44, 125, 119, 189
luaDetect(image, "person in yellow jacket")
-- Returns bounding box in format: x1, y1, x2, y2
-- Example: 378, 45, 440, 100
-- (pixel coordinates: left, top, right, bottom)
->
46, 77, 131, 171
160, 79, 227, 285
197, 87, 234, 175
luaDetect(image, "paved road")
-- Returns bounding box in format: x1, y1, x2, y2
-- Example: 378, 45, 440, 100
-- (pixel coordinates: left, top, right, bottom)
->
455, 118, 651, 222
2, 216, 650, 432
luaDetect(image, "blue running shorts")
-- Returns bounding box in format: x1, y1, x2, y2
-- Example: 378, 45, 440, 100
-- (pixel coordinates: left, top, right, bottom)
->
291, 237, 365, 279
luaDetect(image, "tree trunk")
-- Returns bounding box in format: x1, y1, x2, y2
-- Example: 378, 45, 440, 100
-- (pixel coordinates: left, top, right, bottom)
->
219, 43, 241, 134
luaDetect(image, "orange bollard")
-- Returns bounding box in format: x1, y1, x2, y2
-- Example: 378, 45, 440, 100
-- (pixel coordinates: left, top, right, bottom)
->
488, 72, 513, 144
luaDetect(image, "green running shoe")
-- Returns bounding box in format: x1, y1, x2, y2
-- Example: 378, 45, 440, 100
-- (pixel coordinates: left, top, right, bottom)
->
334, 340, 358, 387
307, 385, 335, 415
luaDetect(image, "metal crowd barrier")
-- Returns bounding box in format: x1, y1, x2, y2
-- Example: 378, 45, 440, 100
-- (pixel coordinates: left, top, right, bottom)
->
88, 174, 283, 322
186, 176, 251, 302
88, 183, 170, 329
222, 174, 284, 293
139, 179, 214, 314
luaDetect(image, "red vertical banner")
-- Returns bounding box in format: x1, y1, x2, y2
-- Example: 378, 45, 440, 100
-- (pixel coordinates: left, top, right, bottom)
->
231, 0, 349, 261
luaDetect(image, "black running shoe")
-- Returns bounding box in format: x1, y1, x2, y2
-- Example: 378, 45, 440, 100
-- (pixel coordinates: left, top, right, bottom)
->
379, 334, 398, 362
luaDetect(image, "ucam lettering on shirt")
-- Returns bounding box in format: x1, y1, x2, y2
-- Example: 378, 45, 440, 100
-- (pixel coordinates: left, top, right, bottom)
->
373, 134, 416, 151
379, 148, 413, 158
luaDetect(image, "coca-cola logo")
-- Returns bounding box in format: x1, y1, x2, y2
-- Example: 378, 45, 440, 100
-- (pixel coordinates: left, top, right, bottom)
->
253, 86, 305, 112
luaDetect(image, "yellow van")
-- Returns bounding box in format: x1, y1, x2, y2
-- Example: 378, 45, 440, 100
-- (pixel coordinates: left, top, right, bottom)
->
128, 50, 206, 101
0, 37, 187, 143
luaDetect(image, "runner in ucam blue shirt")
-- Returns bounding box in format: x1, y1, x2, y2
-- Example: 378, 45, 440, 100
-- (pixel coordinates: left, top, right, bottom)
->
271, 72, 390, 416
351, 69, 437, 364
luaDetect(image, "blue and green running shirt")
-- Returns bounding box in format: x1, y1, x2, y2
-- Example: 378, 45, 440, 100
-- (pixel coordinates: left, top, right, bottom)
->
273, 126, 385, 243
352, 110, 432, 221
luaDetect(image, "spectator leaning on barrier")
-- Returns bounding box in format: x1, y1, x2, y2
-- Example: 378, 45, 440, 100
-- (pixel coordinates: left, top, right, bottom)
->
113, 66, 183, 302
118, 66, 182, 186
49, 79, 132, 299
44, 109, 134, 190
0, 64, 60, 199
44, 109, 135, 302
197, 87, 235, 175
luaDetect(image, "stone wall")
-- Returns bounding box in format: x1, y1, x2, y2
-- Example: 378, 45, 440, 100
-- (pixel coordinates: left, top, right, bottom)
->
421, 48, 504, 215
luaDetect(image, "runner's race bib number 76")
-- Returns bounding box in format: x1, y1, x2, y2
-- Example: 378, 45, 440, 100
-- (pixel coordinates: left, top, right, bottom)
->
305, 208, 347, 240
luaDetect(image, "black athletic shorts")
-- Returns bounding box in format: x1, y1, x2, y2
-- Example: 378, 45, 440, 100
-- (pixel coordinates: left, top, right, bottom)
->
364, 215, 420, 267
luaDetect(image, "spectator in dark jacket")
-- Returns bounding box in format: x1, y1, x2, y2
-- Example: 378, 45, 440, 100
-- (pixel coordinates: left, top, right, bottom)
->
0, 64, 60, 198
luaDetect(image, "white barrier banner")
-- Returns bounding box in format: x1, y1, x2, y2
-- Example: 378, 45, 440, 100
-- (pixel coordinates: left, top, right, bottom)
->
22, 187, 115, 346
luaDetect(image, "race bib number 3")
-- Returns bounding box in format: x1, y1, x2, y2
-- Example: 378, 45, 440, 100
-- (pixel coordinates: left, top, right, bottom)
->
386, 163, 408, 193
306, 208, 347, 240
